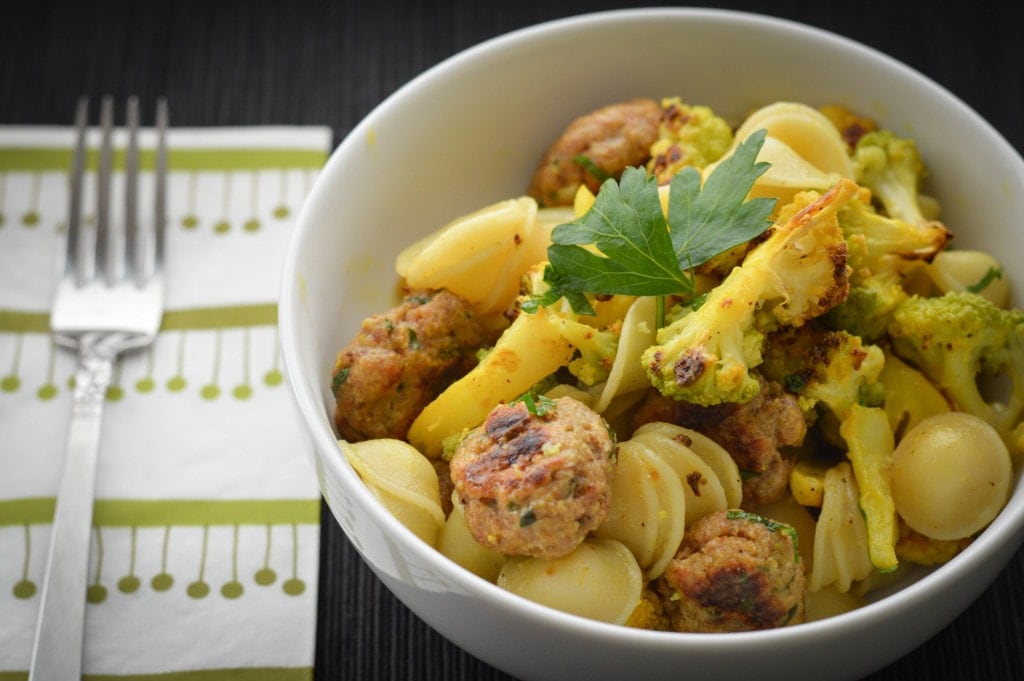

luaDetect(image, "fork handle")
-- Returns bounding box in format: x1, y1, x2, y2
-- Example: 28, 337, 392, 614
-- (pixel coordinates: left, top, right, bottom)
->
29, 338, 115, 681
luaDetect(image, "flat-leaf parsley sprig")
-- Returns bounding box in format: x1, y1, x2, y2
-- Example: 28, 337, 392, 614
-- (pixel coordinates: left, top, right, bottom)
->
527, 129, 776, 316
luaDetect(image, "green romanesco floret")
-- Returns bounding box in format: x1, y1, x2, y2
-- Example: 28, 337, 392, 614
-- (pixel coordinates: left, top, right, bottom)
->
640, 180, 856, 406
838, 185, 951, 277
823, 272, 909, 342
762, 323, 886, 420
887, 291, 1024, 451
823, 186, 955, 341
646, 98, 734, 184
561, 316, 620, 386
852, 129, 944, 231
520, 264, 620, 387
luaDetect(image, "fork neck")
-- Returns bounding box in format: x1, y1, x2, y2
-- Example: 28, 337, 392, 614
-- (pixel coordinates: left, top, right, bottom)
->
71, 332, 124, 416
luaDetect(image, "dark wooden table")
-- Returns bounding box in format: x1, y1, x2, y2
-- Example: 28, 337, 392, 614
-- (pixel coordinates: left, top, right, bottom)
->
4, 1, 1022, 679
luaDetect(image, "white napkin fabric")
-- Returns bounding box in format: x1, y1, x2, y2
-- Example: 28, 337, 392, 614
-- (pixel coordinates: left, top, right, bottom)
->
0, 124, 330, 679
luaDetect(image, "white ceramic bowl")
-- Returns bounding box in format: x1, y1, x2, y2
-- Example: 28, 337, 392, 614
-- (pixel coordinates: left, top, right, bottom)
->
280, 8, 1024, 681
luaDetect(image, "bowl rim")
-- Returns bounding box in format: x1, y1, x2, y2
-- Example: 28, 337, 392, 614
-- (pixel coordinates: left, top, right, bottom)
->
280, 4, 1024, 652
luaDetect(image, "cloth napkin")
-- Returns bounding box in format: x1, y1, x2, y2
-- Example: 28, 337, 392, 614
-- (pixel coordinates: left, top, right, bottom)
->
0, 123, 331, 679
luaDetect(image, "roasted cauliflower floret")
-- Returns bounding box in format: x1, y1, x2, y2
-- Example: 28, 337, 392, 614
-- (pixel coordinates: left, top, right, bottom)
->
647, 97, 734, 184
641, 180, 855, 406
852, 129, 944, 232
887, 291, 1024, 453
838, 185, 950, 276
762, 324, 885, 421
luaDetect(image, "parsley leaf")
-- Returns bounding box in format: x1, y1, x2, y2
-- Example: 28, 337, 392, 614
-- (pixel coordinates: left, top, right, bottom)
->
510, 392, 557, 416
667, 129, 775, 265
534, 129, 775, 314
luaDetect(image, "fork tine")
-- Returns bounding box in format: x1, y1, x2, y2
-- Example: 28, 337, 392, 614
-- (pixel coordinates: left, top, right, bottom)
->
67, 97, 89, 286
124, 96, 140, 285
154, 96, 169, 276
95, 96, 116, 286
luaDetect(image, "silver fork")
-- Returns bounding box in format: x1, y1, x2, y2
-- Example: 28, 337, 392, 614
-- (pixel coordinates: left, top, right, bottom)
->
29, 95, 168, 681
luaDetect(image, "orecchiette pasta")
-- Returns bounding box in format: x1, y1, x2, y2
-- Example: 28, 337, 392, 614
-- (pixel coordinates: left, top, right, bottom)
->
926, 249, 1010, 307
731, 101, 855, 178
396, 197, 547, 315
590, 296, 658, 413
592, 437, 687, 579
437, 491, 506, 581
632, 421, 743, 509
809, 462, 874, 593
497, 539, 643, 625
705, 101, 854, 207
339, 439, 446, 546
890, 412, 1012, 541
594, 421, 744, 579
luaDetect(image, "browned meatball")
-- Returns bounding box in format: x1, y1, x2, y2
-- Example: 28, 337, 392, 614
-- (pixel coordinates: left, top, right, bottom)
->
449, 396, 616, 560
527, 98, 662, 207
633, 377, 806, 506
332, 289, 494, 442
656, 510, 806, 632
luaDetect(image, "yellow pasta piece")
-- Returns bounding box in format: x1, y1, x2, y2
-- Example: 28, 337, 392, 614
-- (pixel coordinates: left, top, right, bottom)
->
437, 492, 506, 581
396, 197, 547, 314
704, 102, 854, 211
809, 462, 874, 593
789, 460, 828, 507
879, 351, 951, 436
497, 539, 643, 625
340, 439, 446, 546
591, 296, 657, 413
839, 405, 899, 573
630, 423, 729, 524
593, 438, 686, 578
632, 421, 743, 509
927, 249, 1010, 308
744, 136, 842, 205
407, 306, 577, 458
890, 412, 1011, 541
732, 101, 855, 178
573, 184, 596, 216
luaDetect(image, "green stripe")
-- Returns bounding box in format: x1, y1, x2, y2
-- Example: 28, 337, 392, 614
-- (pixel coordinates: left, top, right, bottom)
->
0, 668, 312, 681
0, 147, 327, 172
94, 499, 320, 526
0, 497, 54, 524
0, 498, 319, 527
0, 304, 278, 334
161, 304, 278, 330
0, 309, 49, 333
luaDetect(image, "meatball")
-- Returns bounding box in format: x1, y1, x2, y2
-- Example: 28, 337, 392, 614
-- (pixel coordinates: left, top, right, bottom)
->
527, 98, 662, 207
449, 396, 616, 560
633, 377, 806, 506
656, 510, 806, 632
332, 289, 494, 442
